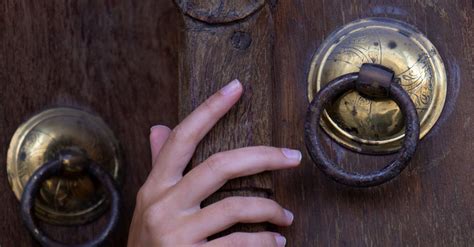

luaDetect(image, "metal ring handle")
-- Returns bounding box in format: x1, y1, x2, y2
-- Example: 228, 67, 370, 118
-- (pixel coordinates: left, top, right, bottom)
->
304, 64, 420, 187
20, 153, 120, 247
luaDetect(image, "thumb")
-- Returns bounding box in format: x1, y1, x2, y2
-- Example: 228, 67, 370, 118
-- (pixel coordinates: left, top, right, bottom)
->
150, 125, 172, 166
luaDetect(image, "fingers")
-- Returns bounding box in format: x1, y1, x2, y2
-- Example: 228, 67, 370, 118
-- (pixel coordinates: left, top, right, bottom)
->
202, 232, 287, 247
149, 125, 172, 166
174, 146, 301, 206
182, 197, 293, 241
148, 79, 243, 184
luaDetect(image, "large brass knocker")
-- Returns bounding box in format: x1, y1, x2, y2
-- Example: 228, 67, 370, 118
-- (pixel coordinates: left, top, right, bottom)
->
305, 18, 447, 187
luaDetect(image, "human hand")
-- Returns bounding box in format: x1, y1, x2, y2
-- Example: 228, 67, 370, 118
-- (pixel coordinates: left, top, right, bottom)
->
127, 79, 301, 246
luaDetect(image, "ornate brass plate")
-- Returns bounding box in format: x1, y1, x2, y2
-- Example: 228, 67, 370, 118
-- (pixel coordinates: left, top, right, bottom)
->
308, 18, 447, 154
7, 108, 123, 225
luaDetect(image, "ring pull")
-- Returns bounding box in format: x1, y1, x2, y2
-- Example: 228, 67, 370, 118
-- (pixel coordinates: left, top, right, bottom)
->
304, 63, 421, 187
21, 148, 120, 247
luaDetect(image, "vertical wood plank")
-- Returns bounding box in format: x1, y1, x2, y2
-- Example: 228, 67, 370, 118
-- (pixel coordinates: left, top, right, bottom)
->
177, 3, 275, 235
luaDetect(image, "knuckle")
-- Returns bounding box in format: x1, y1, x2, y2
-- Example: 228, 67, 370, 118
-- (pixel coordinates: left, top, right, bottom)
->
225, 233, 247, 247
261, 233, 279, 247
142, 204, 168, 229
157, 231, 182, 246
218, 197, 284, 221
263, 199, 283, 214
142, 207, 159, 228
219, 197, 241, 218
224, 232, 277, 247
201, 96, 221, 115
249, 197, 277, 208
204, 153, 228, 177
135, 187, 149, 206
248, 198, 284, 221
265, 201, 285, 221
136, 183, 167, 206
254, 146, 275, 158
168, 125, 187, 143
169, 124, 201, 145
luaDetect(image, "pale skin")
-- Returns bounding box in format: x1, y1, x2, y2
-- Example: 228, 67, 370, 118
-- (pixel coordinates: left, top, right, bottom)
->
128, 79, 302, 247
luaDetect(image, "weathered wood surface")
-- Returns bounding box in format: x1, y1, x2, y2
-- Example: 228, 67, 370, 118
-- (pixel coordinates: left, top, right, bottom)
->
175, 0, 266, 24
0, 0, 180, 246
0, 0, 473, 246
272, 0, 474, 246
176, 1, 275, 235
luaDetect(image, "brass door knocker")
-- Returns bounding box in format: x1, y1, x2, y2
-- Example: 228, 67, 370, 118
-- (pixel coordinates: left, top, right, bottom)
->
7, 108, 123, 246
305, 18, 446, 187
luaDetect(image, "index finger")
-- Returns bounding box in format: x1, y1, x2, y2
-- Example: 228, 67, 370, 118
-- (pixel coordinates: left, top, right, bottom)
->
147, 79, 243, 185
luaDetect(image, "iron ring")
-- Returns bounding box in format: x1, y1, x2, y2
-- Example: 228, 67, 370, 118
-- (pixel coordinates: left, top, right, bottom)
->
304, 68, 420, 187
20, 158, 120, 247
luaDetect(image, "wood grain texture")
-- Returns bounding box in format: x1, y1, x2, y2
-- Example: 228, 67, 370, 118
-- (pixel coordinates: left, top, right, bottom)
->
177, 3, 274, 235
272, 0, 474, 246
0, 0, 473, 246
0, 0, 180, 246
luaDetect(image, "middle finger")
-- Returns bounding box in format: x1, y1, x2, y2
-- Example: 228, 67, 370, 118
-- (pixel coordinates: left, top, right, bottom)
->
173, 146, 301, 207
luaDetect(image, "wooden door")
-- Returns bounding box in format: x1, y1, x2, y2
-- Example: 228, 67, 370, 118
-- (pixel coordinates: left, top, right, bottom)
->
0, 0, 181, 246
175, 0, 473, 246
1, 0, 473, 246
272, 1, 473, 246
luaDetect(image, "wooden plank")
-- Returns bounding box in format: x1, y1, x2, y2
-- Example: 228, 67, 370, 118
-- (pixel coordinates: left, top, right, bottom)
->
177, 2, 275, 235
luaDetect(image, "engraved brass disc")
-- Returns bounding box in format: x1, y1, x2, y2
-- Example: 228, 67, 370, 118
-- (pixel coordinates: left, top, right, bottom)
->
308, 18, 447, 154
7, 108, 123, 225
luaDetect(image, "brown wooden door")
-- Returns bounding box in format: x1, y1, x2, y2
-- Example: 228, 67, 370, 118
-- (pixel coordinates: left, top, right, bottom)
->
272, 1, 473, 246
0, 0, 473, 246
0, 1, 181, 246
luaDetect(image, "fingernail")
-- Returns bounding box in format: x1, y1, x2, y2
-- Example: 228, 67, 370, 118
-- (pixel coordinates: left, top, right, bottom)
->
284, 209, 294, 223
220, 79, 241, 95
281, 148, 302, 161
275, 235, 286, 247
150, 125, 168, 132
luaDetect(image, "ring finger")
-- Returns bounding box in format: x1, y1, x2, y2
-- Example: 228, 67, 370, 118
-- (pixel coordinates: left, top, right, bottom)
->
181, 197, 293, 242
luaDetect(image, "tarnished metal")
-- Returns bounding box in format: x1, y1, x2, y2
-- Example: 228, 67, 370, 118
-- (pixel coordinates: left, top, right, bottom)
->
305, 64, 420, 187
21, 149, 120, 247
7, 108, 123, 225
307, 18, 446, 154
356, 63, 394, 99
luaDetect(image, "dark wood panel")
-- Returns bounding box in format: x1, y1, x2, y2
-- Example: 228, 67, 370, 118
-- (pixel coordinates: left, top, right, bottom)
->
1, 0, 473, 246
273, 0, 474, 246
0, 0, 180, 246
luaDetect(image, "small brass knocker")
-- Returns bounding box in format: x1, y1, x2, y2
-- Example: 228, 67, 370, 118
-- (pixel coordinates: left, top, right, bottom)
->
304, 64, 421, 187
7, 108, 123, 246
